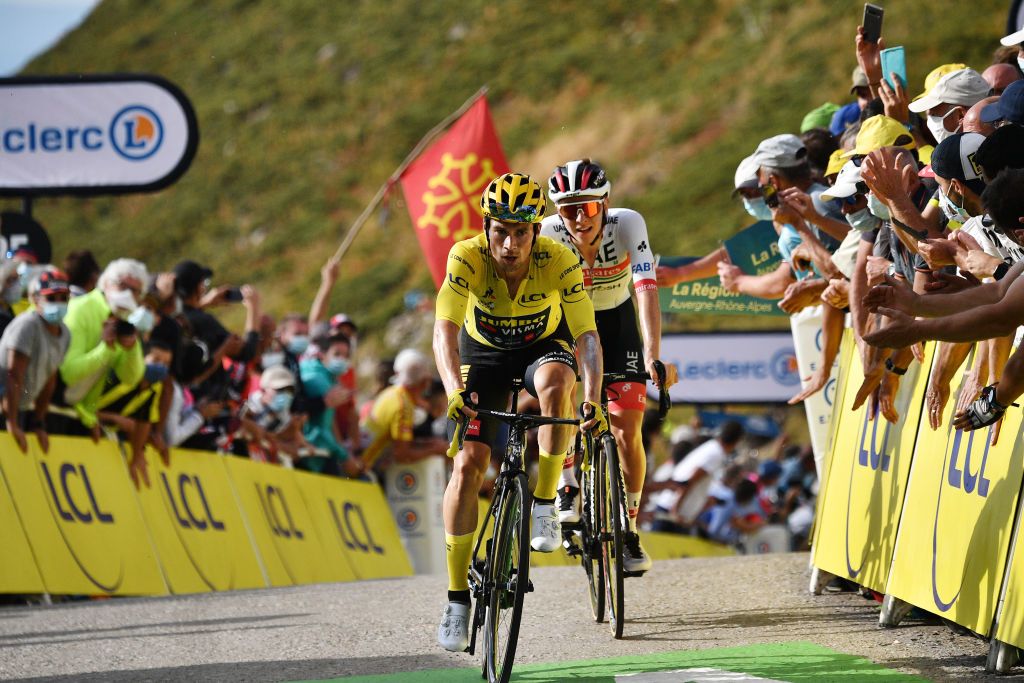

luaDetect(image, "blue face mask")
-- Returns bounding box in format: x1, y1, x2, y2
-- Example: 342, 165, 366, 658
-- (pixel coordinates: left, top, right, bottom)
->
287, 335, 309, 355
128, 306, 155, 333
326, 357, 350, 375
270, 392, 293, 413
39, 301, 67, 324
939, 189, 971, 225
261, 351, 285, 369
144, 362, 169, 383
845, 207, 881, 232
866, 194, 891, 221
742, 197, 773, 221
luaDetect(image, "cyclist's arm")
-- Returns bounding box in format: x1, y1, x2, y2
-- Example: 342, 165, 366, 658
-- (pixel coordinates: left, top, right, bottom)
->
636, 287, 661, 373
557, 250, 602, 403
622, 209, 662, 372
433, 244, 474, 395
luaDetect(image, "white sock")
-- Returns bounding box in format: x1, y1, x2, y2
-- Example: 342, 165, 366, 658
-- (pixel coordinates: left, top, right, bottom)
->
626, 491, 642, 533
558, 450, 579, 489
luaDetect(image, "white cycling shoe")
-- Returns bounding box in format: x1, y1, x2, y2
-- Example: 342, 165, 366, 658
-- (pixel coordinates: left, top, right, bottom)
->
623, 532, 653, 573
437, 601, 470, 652
558, 485, 581, 524
531, 502, 561, 552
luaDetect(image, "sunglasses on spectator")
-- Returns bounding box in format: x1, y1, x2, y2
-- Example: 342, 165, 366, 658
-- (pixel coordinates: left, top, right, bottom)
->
42, 292, 69, 302
840, 193, 866, 206
557, 201, 602, 219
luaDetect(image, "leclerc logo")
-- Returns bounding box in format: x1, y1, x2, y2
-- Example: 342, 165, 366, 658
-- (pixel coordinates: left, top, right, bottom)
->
770, 349, 800, 386
110, 105, 163, 160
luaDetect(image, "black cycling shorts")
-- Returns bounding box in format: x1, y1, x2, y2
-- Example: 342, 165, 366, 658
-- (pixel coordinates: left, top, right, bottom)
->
595, 299, 645, 375
457, 317, 578, 447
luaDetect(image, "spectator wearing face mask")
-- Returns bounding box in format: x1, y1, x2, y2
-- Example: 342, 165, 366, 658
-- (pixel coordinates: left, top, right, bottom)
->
299, 333, 364, 477
51, 258, 148, 437
0, 269, 71, 454
275, 312, 332, 419
237, 365, 313, 464
909, 68, 990, 145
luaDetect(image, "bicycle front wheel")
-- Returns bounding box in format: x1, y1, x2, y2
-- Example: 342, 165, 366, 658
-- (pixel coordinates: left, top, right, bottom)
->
601, 434, 626, 639
484, 472, 531, 683
579, 437, 605, 623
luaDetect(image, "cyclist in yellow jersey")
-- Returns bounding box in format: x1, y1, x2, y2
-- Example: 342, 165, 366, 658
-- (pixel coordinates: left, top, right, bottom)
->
434, 173, 606, 652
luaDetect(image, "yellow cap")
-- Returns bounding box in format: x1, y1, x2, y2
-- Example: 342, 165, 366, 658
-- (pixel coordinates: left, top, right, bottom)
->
914, 63, 967, 101
841, 115, 917, 158
825, 148, 847, 177
917, 144, 934, 166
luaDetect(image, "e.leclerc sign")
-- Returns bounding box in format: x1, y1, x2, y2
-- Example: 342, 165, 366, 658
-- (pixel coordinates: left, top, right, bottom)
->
0, 74, 198, 196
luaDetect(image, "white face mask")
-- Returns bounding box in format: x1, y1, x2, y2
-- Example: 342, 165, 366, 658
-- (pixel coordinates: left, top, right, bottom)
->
261, 351, 285, 369
939, 188, 972, 225
866, 193, 891, 221
127, 305, 155, 333
926, 108, 960, 144
845, 207, 881, 232
105, 287, 138, 319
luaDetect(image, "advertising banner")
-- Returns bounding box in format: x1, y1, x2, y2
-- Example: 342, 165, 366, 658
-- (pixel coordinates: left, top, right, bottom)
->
0, 75, 198, 196
296, 470, 412, 580
386, 457, 447, 574
223, 457, 335, 587
658, 221, 786, 317
812, 334, 930, 594
133, 447, 267, 594
0, 440, 45, 594
399, 96, 509, 287
660, 332, 800, 403
886, 347, 1024, 635
790, 305, 842, 475
0, 435, 166, 595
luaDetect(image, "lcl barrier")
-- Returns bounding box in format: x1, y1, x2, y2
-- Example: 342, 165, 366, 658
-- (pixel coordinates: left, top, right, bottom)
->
812, 331, 1024, 673
0, 433, 412, 596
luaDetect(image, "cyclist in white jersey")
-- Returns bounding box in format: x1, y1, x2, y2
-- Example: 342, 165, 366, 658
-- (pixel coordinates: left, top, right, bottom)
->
540, 159, 676, 573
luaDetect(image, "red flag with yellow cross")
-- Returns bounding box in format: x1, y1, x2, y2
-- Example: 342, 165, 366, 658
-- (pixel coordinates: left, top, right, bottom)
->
399, 96, 509, 286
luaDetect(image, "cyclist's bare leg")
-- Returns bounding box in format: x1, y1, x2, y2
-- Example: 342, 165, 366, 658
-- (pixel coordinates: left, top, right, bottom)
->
443, 441, 492, 536
532, 362, 575, 500
610, 408, 645, 532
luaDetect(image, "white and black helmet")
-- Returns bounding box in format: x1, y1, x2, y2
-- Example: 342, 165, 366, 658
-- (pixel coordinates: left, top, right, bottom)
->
548, 159, 611, 204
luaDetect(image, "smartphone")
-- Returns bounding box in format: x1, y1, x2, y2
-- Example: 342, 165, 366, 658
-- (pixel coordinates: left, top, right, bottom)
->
880, 46, 906, 91
862, 3, 884, 44
115, 319, 136, 336
224, 287, 244, 302
761, 184, 780, 209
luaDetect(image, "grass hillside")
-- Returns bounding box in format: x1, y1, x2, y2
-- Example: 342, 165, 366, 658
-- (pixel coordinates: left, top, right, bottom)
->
1, 0, 1010, 348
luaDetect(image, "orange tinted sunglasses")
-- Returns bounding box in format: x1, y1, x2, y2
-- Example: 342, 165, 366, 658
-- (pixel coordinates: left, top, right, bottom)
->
557, 201, 602, 219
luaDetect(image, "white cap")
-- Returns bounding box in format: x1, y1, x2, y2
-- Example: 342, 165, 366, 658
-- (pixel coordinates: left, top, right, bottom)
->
733, 155, 760, 190
394, 348, 431, 385
908, 68, 990, 113
819, 160, 863, 200
751, 134, 807, 169
261, 366, 296, 391
1001, 26, 1024, 46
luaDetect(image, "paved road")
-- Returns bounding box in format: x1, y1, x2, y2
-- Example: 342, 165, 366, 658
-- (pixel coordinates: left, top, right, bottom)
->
0, 553, 994, 682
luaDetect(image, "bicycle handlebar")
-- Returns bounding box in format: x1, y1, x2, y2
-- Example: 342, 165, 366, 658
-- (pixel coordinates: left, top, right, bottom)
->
447, 408, 579, 457
601, 360, 671, 419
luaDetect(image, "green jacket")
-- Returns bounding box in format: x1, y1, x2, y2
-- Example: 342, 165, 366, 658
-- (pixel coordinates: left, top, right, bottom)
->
59, 289, 144, 427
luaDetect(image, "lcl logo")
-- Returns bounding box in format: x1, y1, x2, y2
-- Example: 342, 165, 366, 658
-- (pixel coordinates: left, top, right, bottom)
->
41, 462, 114, 524
329, 500, 384, 555
256, 485, 304, 539
160, 473, 225, 531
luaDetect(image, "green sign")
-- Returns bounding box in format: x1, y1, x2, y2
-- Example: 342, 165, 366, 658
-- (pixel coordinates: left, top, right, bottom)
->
659, 221, 785, 317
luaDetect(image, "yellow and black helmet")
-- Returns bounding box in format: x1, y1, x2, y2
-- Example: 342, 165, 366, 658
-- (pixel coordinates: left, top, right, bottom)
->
480, 172, 546, 224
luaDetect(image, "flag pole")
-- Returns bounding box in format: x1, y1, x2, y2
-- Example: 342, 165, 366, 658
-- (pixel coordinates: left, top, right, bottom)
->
330, 86, 489, 263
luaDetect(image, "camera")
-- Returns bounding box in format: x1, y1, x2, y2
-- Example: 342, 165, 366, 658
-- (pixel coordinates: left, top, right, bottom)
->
761, 184, 780, 209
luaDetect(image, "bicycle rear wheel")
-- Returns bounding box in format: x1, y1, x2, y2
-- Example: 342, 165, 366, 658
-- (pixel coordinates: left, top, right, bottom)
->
483, 472, 531, 683
578, 437, 605, 623
601, 434, 626, 639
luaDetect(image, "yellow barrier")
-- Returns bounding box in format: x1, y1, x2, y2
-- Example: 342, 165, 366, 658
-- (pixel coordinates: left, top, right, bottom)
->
812, 333, 931, 594
294, 469, 412, 580
0, 434, 166, 595
0, 438, 45, 594
134, 447, 267, 593
886, 350, 1024, 636
222, 456, 338, 586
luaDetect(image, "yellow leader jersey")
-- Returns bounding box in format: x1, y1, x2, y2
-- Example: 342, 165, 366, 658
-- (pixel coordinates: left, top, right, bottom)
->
435, 233, 597, 350
361, 384, 416, 467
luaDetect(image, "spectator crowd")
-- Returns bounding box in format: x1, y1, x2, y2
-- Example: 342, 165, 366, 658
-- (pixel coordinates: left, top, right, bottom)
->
0, 247, 447, 489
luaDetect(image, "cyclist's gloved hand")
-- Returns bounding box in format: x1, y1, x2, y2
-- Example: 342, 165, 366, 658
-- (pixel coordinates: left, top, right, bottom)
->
446, 389, 476, 421
579, 400, 609, 434
953, 384, 1018, 431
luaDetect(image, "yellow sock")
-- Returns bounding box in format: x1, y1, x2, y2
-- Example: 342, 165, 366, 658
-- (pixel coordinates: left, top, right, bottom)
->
445, 532, 475, 591
535, 449, 566, 501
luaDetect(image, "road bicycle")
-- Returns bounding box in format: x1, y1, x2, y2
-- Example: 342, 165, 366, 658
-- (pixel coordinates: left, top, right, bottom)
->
564, 362, 670, 639
449, 379, 578, 683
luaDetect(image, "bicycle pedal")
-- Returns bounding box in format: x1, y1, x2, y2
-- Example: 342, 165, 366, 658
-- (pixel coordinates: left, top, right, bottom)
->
624, 570, 647, 578
526, 580, 535, 593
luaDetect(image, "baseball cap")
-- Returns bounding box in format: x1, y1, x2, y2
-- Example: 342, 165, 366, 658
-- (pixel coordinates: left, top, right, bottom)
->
824, 149, 847, 177
981, 80, 1024, 125
733, 154, 759, 193
849, 66, 869, 93
751, 134, 807, 169
841, 115, 916, 158
913, 63, 967, 101
974, 124, 1024, 177
909, 68, 989, 113
173, 260, 213, 297
1001, 25, 1024, 46
820, 160, 864, 200
759, 460, 784, 481
260, 365, 296, 391
329, 312, 358, 332
393, 348, 431, 385
30, 269, 70, 296
800, 102, 840, 133
924, 132, 986, 196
